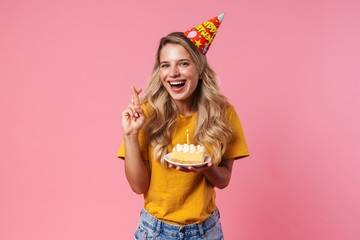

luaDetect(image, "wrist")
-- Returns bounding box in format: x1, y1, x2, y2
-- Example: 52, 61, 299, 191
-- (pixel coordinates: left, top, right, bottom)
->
203, 162, 216, 173
123, 132, 139, 140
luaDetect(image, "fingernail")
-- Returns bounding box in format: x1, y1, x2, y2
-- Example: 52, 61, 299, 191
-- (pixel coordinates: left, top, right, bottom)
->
135, 113, 139, 117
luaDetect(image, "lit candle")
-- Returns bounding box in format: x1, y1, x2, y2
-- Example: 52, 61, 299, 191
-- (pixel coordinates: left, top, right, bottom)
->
186, 129, 189, 145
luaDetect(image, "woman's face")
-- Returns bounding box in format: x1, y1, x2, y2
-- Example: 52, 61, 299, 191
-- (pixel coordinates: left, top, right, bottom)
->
159, 43, 200, 106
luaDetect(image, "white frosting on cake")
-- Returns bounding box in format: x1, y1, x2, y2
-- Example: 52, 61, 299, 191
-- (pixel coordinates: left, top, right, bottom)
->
176, 144, 183, 151
189, 144, 196, 153
198, 145, 206, 153
183, 144, 190, 152
173, 144, 206, 153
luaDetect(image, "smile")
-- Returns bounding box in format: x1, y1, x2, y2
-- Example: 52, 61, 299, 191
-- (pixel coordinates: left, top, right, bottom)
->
169, 80, 186, 88
168, 80, 186, 88
167, 80, 187, 93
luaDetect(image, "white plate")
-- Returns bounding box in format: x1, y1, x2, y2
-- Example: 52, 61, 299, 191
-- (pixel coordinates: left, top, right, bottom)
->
164, 153, 211, 167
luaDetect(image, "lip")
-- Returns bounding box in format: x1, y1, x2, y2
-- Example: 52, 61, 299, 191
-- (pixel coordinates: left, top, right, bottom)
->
167, 79, 187, 93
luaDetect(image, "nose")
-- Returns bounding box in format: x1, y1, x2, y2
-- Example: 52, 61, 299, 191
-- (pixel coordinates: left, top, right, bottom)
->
169, 66, 180, 78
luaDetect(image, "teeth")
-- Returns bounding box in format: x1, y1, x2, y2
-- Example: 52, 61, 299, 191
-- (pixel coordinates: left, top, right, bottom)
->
169, 81, 185, 86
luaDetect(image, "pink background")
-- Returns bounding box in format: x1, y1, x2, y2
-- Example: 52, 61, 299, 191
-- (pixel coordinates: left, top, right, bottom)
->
1, 0, 359, 239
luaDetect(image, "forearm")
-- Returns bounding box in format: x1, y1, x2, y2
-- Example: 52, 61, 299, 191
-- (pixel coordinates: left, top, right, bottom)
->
124, 134, 149, 194
202, 159, 234, 189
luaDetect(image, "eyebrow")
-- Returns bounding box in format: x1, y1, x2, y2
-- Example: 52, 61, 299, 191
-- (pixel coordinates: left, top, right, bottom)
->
160, 58, 191, 64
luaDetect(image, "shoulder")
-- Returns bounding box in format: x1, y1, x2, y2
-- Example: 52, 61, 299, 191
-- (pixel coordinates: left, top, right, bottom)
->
223, 102, 237, 119
140, 102, 153, 119
224, 102, 235, 112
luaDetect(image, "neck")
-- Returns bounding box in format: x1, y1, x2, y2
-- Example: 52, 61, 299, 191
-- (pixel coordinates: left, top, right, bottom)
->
174, 97, 196, 116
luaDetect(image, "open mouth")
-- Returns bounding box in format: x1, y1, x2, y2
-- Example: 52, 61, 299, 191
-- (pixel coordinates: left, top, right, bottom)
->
168, 80, 186, 89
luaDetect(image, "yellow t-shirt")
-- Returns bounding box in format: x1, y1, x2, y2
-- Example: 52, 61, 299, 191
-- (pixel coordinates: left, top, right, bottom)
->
118, 103, 249, 225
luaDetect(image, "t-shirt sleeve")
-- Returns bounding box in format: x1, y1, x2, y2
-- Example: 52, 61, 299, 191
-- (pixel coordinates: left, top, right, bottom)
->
222, 104, 250, 160
117, 105, 149, 161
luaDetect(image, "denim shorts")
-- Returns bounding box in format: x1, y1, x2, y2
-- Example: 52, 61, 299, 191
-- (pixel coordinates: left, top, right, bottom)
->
134, 207, 224, 240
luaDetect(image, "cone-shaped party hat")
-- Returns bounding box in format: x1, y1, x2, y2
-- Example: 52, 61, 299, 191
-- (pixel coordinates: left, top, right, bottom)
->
184, 13, 225, 55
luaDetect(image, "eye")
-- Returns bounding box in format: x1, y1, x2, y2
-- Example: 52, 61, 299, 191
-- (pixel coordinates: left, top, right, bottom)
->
161, 64, 169, 68
180, 62, 189, 67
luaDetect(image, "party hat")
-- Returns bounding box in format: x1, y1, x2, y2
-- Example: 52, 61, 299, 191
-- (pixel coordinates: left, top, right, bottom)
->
184, 13, 225, 55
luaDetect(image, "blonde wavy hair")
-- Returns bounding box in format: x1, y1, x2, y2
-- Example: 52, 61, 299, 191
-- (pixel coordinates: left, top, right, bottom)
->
142, 32, 233, 165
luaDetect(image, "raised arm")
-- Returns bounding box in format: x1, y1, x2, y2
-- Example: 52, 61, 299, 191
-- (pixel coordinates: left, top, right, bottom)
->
121, 86, 149, 194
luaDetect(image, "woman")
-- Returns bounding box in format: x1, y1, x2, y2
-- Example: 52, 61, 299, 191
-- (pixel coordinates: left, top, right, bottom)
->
119, 29, 249, 239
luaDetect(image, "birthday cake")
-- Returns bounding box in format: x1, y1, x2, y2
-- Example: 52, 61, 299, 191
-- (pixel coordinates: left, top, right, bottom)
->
171, 144, 206, 164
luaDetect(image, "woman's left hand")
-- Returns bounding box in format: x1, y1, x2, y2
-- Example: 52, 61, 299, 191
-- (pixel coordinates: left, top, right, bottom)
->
168, 161, 214, 173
